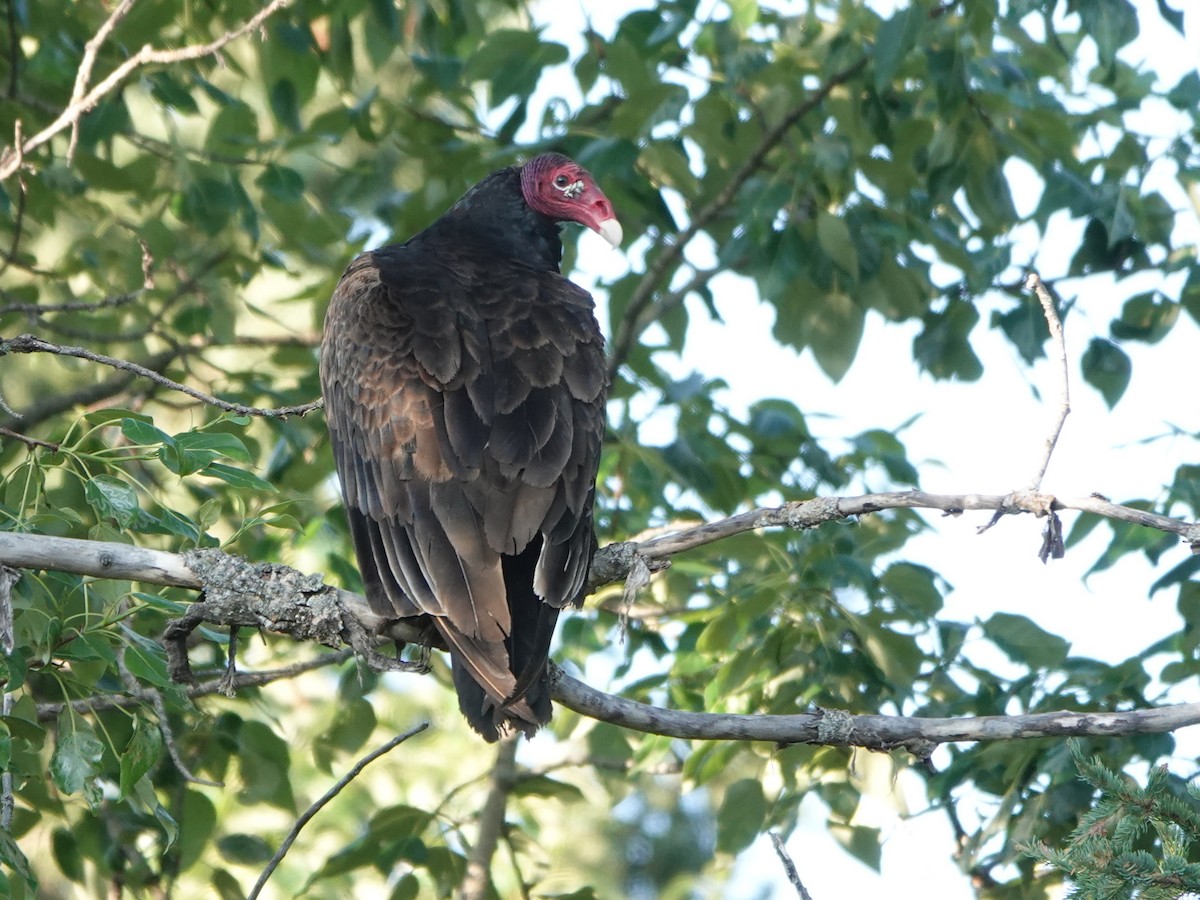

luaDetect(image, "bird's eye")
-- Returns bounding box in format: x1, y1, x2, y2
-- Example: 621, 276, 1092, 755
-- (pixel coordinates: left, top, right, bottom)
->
553, 174, 571, 188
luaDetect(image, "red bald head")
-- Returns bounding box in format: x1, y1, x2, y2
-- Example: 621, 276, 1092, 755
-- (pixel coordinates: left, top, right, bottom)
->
519, 153, 622, 248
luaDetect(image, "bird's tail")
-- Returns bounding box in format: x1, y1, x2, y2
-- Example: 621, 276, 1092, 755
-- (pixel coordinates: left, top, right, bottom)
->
442, 541, 560, 742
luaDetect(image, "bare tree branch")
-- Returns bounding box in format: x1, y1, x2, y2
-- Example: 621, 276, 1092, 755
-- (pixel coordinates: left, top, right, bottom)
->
0, 345, 181, 431
1025, 272, 1071, 492
65, 0, 137, 164
460, 735, 519, 900
0, 427, 59, 451
247, 722, 429, 900
0, 0, 294, 180
0, 291, 143, 317
770, 832, 814, 900
35, 648, 359, 721
607, 55, 868, 377
550, 669, 1200, 749
0, 333, 323, 419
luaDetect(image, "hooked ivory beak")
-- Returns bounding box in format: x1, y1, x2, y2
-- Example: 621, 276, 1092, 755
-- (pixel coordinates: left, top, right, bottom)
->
595, 218, 623, 249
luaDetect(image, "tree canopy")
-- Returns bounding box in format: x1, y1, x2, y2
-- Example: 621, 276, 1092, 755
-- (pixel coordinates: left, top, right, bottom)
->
1, 0, 1198, 897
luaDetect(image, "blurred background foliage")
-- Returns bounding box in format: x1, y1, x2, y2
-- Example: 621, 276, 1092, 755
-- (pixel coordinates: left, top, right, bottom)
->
0, 0, 1198, 896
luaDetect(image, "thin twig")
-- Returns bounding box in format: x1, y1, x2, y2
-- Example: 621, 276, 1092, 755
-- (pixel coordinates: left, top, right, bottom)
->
0, 291, 143, 316
0, 426, 59, 451
115, 637, 221, 787
0, 0, 293, 180
5, 0, 18, 99
247, 722, 429, 900
770, 832, 814, 900
460, 735, 520, 900
1024, 272, 1070, 491
0, 334, 322, 419
36, 648, 360, 721
0, 346, 181, 430
0, 171, 27, 277
0, 690, 10, 831
606, 55, 868, 377
66, 0, 137, 164
0, 567, 16, 831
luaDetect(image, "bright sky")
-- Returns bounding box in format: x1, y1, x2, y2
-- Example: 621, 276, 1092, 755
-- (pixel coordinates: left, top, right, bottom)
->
531, 1, 1200, 896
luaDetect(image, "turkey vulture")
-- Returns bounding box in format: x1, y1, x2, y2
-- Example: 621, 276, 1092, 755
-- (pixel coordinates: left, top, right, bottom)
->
320, 153, 619, 741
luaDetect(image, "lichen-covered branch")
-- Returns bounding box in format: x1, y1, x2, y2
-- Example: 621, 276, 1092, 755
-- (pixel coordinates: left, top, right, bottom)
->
2, 488, 1198, 748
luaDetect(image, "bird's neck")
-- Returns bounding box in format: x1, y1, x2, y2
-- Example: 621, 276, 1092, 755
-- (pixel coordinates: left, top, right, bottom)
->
426, 168, 564, 271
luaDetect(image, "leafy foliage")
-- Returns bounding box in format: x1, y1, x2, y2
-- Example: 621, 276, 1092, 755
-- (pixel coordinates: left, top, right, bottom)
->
0, 0, 1197, 897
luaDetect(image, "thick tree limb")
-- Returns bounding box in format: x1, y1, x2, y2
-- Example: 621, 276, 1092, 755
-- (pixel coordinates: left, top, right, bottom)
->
2, 484, 1198, 749
1, 490, 1193, 609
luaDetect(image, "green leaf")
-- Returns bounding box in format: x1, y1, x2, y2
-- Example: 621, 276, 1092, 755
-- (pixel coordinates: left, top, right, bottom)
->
808, 291, 865, 382
913, 300, 982, 381
269, 79, 302, 131
238, 721, 295, 810
123, 640, 172, 688
858, 617, 924, 690
816, 211, 859, 280
84, 475, 140, 528
173, 431, 253, 463
1148, 555, 1200, 597
0, 830, 37, 895
52, 827, 84, 883
1081, 338, 1131, 408
174, 177, 240, 236
1156, 0, 1185, 33
509, 775, 585, 801
992, 300, 1048, 364
218, 833, 274, 865
313, 698, 377, 771
830, 823, 883, 871
119, 717, 163, 800
256, 165, 306, 203
1109, 293, 1179, 344
874, 5, 924, 91
121, 417, 175, 448
212, 868, 244, 900
50, 711, 104, 805
1182, 264, 1200, 325
177, 790, 218, 872
465, 30, 569, 103
882, 562, 944, 618
202, 462, 276, 492
1073, 0, 1138, 66
716, 778, 767, 854
983, 612, 1070, 668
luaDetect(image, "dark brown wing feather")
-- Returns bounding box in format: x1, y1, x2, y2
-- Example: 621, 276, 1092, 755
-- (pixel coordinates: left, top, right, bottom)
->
320, 246, 605, 740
